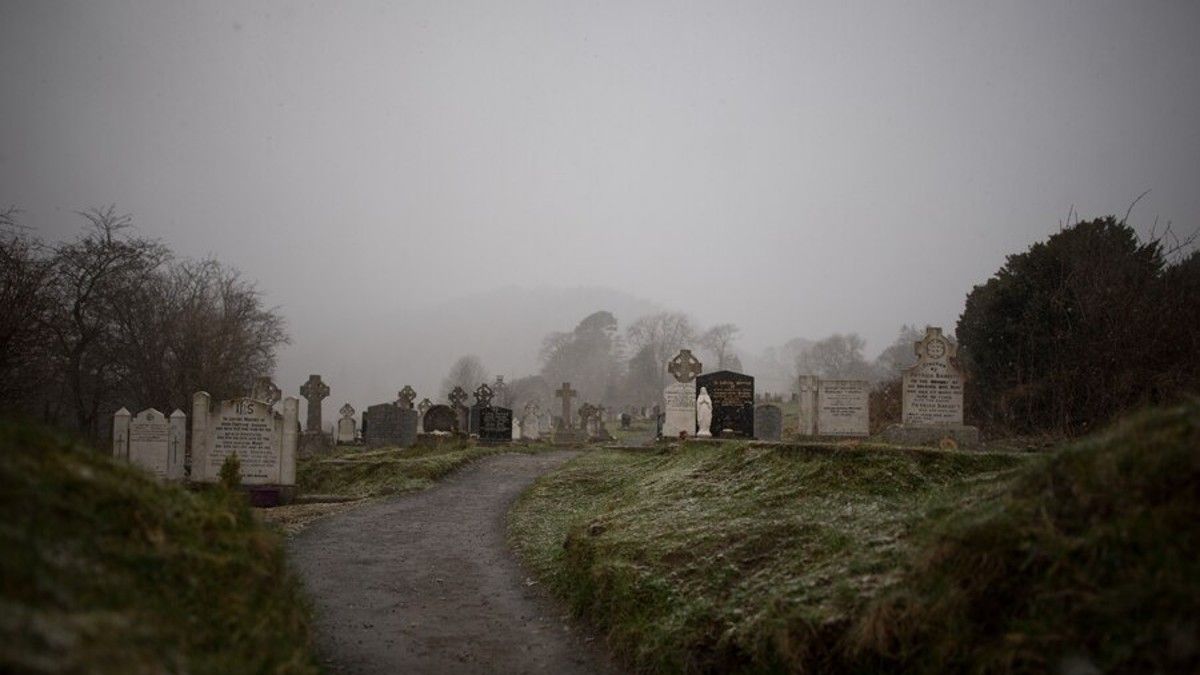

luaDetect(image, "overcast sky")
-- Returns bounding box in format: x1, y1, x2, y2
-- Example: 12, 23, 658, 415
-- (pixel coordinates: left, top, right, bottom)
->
3, 1, 1198, 400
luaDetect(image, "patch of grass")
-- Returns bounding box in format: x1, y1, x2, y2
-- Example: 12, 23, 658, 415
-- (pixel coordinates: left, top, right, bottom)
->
299, 439, 554, 498
509, 440, 1027, 672
852, 400, 1200, 674
512, 405, 1200, 673
0, 419, 317, 674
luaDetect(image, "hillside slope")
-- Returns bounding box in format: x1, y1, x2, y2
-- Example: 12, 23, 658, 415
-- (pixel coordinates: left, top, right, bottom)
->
0, 420, 317, 674
509, 402, 1200, 673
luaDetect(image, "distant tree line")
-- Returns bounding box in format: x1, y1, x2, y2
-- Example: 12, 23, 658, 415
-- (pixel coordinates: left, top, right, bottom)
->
0, 206, 289, 440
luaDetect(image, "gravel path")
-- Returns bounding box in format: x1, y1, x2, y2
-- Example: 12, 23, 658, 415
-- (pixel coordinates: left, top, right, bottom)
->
288, 451, 616, 675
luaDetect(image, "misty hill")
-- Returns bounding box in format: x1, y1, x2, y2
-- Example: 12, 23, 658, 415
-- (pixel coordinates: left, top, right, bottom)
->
277, 286, 662, 421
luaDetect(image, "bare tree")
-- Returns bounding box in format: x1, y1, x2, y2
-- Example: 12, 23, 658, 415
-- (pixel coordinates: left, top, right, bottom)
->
0, 208, 55, 411
41, 207, 170, 436
700, 323, 740, 370
441, 355, 489, 399
625, 312, 697, 391
795, 333, 874, 380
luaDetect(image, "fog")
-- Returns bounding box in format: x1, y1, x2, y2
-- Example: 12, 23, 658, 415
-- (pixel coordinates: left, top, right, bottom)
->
3, 2, 1199, 416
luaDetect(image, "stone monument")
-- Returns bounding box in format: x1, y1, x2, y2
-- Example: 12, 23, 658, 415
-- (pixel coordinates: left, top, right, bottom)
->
663, 349, 702, 438
336, 403, 357, 443
817, 379, 870, 437
553, 382, 585, 444
754, 404, 782, 441
696, 387, 713, 438
694, 370, 755, 437
112, 407, 186, 480
883, 326, 980, 447
190, 385, 298, 503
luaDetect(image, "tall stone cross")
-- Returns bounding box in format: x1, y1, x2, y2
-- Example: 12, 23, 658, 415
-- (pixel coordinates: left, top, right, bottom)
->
555, 382, 577, 427
449, 386, 468, 408
493, 376, 508, 406
300, 374, 330, 432
668, 349, 703, 383
397, 385, 417, 409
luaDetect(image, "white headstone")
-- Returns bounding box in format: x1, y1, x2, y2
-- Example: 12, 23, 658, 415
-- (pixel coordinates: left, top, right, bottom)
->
112, 407, 131, 459
128, 408, 171, 479
816, 380, 870, 436
190, 391, 298, 486
902, 327, 965, 426
796, 375, 817, 436
662, 381, 696, 438
337, 403, 357, 443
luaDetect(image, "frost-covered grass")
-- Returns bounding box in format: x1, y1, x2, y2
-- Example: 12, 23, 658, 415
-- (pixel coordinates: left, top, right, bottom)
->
298, 439, 554, 498
0, 419, 318, 674
510, 404, 1200, 673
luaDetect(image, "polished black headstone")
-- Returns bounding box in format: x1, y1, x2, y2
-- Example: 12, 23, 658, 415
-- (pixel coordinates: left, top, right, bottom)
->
478, 406, 513, 444
695, 370, 755, 438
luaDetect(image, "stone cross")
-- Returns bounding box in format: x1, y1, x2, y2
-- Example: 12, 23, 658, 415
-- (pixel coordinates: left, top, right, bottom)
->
397, 385, 417, 409
493, 376, 508, 406
555, 382, 577, 428
299, 374, 330, 432
668, 349, 703, 383
252, 377, 282, 405
474, 383, 494, 406
449, 386, 468, 408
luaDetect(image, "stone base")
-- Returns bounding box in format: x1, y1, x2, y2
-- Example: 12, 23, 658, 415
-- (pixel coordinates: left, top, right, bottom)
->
883, 424, 981, 449
553, 429, 587, 445
246, 485, 296, 508
298, 431, 334, 458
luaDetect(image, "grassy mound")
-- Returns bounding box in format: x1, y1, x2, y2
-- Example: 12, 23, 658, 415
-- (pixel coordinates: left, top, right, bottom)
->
0, 420, 317, 674
509, 440, 1028, 672
299, 441, 551, 498
853, 401, 1200, 673
510, 402, 1200, 673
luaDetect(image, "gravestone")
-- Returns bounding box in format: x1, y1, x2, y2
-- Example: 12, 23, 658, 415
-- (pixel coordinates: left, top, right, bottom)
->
449, 387, 470, 434
112, 407, 186, 480
754, 405, 782, 441
478, 406, 513, 445
663, 349, 702, 438
884, 326, 980, 447
397, 408, 418, 447
190, 391, 298, 489
423, 404, 457, 434
620, 413, 631, 429
817, 380, 870, 436
299, 374, 330, 432
397, 385, 417, 409
337, 403, 357, 443
521, 403, 541, 441
417, 398, 432, 433
364, 403, 403, 447
492, 376, 508, 407
553, 382, 584, 444
470, 384, 494, 435
796, 375, 818, 436
663, 382, 696, 438
694, 370, 755, 438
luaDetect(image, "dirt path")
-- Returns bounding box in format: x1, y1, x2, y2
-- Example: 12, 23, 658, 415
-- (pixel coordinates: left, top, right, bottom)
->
288, 451, 617, 675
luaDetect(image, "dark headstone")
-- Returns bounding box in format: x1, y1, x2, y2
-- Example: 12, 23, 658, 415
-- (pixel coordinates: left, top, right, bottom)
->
469, 403, 485, 435
364, 403, 402, 447
397, 408, 418, 447
478, 406, 513, 444
620, 413, 631, 429
695, 370, 755, 438
423, 405, 458, 434
754, 404, 782, 441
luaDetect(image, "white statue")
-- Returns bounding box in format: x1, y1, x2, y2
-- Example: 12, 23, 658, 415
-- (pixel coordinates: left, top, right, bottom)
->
696, 387, 713, 438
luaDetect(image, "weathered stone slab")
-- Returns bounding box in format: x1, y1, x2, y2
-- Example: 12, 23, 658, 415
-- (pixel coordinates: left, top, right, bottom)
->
662, 381, 695, 438
817, 379, 870, 437
796, 375, 818, 436
364, 403, 402, 447
190, 393, 297, 486
754, 405, 782, 441
423, 404, 458, 434
901, 327, 965, 426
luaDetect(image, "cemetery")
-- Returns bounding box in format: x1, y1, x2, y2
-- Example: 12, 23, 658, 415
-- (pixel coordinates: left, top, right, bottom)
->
3, 4, 1199, 674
